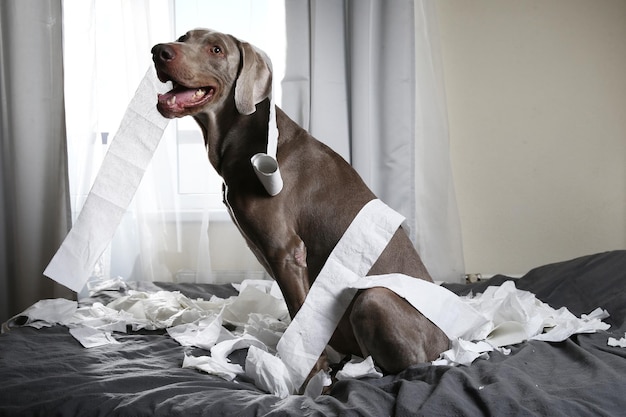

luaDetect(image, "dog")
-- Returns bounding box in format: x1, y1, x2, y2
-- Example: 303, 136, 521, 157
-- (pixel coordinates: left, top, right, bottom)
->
151, 29, 449, 389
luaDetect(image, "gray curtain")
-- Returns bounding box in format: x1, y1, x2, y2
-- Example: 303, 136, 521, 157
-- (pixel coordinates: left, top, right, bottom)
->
0, 0, 73, 324
282, 0, 465, 282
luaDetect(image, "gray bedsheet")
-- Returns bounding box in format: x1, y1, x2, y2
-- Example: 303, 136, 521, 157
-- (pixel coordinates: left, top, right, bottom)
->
1, 251, 625, 416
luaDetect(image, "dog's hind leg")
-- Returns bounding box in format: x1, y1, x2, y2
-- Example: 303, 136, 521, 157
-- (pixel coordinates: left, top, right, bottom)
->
349, 287, 449, 374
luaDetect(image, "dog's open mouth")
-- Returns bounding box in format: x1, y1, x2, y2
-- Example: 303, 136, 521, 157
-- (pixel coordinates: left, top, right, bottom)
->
157, 80, 216, 117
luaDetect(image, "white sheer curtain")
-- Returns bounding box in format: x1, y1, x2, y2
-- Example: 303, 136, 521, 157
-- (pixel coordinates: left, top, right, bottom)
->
283, 0, 464, 283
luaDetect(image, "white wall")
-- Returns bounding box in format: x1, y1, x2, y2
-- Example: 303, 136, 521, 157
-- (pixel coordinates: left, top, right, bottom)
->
436, 0, 626, 275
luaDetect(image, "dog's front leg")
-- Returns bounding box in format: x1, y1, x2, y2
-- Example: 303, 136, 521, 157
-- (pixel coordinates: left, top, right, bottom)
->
261, 234, 331, 392
263, 234, 310, 318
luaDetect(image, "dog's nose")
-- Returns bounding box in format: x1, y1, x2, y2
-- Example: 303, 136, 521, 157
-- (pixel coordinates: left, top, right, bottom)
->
151, 44, 176, 63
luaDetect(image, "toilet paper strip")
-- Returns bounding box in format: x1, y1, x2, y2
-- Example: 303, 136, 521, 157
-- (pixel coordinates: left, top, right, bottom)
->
44, 68, 171, 292
251, 66, 283, 196
351, 274, 491, 341
276, 199, 405, 388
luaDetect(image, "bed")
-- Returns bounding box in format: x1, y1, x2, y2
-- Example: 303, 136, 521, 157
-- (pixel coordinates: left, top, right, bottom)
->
1, 250, 625, 416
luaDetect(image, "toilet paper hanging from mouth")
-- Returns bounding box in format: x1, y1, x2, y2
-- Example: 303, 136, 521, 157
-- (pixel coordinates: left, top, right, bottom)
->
44, 68, 171, 292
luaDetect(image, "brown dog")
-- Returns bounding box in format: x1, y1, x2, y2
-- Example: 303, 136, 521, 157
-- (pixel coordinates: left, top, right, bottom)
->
151, 29, 448, 388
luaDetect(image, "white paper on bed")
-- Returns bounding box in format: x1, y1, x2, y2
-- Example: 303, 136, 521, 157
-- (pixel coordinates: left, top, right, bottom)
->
9, 273, 612, 396
246, 345, 297, 397
166, 313, 224, 350
335, 356, 383, 380
68, 326, 120, 348
182, 353, 243, 381
608, 333, 626, 348
43, 68, 171, 293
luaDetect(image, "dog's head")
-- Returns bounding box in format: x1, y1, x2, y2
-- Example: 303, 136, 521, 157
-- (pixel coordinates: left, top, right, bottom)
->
151, 29, 272, 118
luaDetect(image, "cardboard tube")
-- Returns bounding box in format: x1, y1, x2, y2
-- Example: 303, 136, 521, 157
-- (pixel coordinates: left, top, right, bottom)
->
251, 153, 283, 196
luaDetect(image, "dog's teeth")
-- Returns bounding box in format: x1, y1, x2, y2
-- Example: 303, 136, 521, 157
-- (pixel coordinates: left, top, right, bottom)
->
167, 96, 177, 106
194, 89, 206, 98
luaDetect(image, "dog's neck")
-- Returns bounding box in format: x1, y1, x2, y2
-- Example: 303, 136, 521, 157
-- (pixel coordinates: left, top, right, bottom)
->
192, 97, 272, 182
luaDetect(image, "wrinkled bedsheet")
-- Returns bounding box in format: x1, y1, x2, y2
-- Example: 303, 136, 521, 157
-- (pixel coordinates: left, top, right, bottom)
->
1, 251, 625, 416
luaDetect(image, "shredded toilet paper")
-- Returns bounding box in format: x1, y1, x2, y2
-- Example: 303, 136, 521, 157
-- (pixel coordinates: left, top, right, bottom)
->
8, 276, 612, 398
608, 333, 626, 348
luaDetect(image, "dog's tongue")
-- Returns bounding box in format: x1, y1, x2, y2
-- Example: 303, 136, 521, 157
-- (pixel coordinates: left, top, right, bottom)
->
158, 85, 212, 109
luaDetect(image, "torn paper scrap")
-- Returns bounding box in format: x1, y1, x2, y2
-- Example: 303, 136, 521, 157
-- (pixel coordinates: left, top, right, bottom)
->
243, 313, 288, 352
69, 302, 131, 333
437, 339, 494, 366
69, 326, 120, 348
166, 314, 224, 350
86, 276, 128, 297
105, 290, 225, 330
222, 285, 288, 327
432, 281, 610, 366
44, 67, 171, 293
7, 298, 78, 329
608, 333, 626, 348
182, 353, 243, 381
245, 345, 295, 398
210, 335, 268, 364
335, 356, 383, 380
462, 281, 610, 344
232, 279, 274, 295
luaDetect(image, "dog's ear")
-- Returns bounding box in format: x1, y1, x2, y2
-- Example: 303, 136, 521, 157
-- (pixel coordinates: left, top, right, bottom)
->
234, 41, 272, 115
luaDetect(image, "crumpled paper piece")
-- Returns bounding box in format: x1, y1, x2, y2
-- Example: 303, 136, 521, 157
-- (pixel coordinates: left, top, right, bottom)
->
86, 276, 128, 297
69, 326, 120, 348
105, 290, 225, 330
336, 356, 383, 380
222, 285, 289, 327
433, 281, 611, 366
182, 353, 243, 381
246, 345, 296, 398
608, 333, 626, 347
8, 299, 78, 329
166, 313, 226, 350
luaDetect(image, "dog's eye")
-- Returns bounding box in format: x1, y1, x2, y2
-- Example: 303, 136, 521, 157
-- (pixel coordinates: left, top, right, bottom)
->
211, 46, 222, 54
177, 34, 189, 42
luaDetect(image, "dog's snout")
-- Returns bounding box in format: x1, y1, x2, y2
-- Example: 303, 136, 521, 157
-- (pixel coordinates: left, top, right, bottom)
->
152, 44, 176, 63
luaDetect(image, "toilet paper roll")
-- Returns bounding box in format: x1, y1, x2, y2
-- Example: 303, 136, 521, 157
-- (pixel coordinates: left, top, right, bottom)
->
44, 68, 171, 292
251, 153, 283, 196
